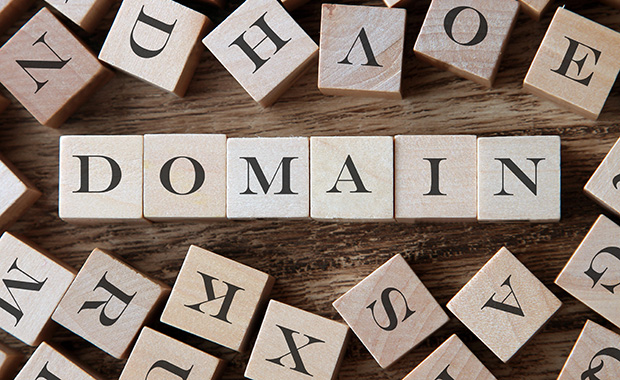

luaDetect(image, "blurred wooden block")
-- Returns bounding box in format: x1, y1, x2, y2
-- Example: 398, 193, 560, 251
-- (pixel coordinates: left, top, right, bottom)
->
0, 0, 35, 36
0, 8, 113, 128
52, 248, 170, 359
318, 4, 406, 99
310, 136, 394, 221
395, 135, 477, 222
0, 94, 8, 114
333, 254, 449, 368
203, 0, 318, 107
584, 138, 620, 217
144, 134, 226, 221
447, 247, 562, 362
227, 137, 309, 219
0, 341, 22, 379
477, 136, 561, 222
524, 8, 620, 120
15, 342, 102, 380
45, 0, 118, 33
245, 300, 349, 380
281, 0, 310, 11
99, 0, 210, 96
0, 153, 41, 232
518, 0, 552, 21
414, 0, 519, 87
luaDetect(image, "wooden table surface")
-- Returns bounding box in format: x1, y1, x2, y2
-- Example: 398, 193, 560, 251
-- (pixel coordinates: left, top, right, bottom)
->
1, 0, 620, 379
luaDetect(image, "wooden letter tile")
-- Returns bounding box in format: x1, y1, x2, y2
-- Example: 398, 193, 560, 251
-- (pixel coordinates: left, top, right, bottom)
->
45, 0, 118, 33
52, 248, 170, 359
0, 153, 41, 232
15, 342, 103, 380
318, 4, 406, 99
518, 0, 553, 21
0, 0, 35, 36
447, 247, 562, 362
0, 341, 22, 379
333, 254, 449, 368
245, 300, 349, 380
203, 0, 318, 107
584, 138, 620, 218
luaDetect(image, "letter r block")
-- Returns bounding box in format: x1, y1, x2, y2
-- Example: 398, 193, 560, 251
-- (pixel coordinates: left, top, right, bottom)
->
0, 153, 41, 232
15, 342, 103, 380
44, 0, 117, 33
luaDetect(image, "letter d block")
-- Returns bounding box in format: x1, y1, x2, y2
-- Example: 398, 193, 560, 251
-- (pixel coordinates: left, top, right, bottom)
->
585, 138, 620, 218
15, 342, 103, 380
0, 154, 41, 232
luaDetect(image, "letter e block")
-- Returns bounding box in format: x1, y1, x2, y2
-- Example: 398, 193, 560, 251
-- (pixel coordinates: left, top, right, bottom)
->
15, 342, 103, 380
517, 0, 552, 20
584, 138, 620, 217
0, 154, 41, 232
0, 341, 21, 379
0, 0, 36, 36
44, 0, 118, 33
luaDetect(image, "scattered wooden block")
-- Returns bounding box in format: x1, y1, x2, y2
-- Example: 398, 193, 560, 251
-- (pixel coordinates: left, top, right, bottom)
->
0, 0, 35, 36
281, 0, 310, 11
477, 136, 561, 222
318, 4, 406, 99
414, 0, 519, 87
0, 94, 8, 114
584, 138, 620, 218
45, 0, 118, 33
447, 247, 562, 362
227, 137, 309, 219
0, 153, 41, 232
395, 135, 477, 222
14, 342, 102, 380
245, 300, 349, 380
518, 0, 552, 21
523, 8, 620, 120
0, 341, 22, 379
203, 0, 318, 107
333, 254, 449, 368
52, 248, 170, 359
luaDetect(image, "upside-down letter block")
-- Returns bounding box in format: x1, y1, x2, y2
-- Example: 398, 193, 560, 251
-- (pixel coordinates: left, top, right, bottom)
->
45, 0, 118, 33
203, 0, 318, 107
318, 4, 406, 99
161, 245, 274, 352
414, 0, 519, 87
477, 136, 561, 222
447, 247, 562, 362
15, 342, 103, 380
144, 134, 226, 221
245, 300, 349, 380
518, 0, 552, 21
227, 137, 309, 219
0, 341, 21, 379
584, 138, 620, 218
52, 248, 170, 359
99, 0, 210, 96
0, 0, 35, 36
0, 154, 40, 232
0, 95, 8, 114
333, 254, 449, 368
524, 8, 620, 120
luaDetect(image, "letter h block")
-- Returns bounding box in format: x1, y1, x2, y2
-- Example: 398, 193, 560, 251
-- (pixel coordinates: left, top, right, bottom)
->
0, 153, 41, 232
15, 342, 104, 380
44, 0, 118, 33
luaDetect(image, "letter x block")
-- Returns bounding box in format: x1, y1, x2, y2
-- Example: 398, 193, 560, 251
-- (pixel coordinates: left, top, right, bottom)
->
584, 138, 620, 217
15, 342, 103, 380
52, 248, 170, 359
447, 247, 562, 362
0, 153, 41, 232
0, 342, 21, 379
44, 0, 118, 33
0, 0, 35, 36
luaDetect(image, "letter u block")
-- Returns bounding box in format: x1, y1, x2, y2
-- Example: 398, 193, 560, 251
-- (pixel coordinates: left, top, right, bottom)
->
44, 0, 117, 33
15, 342, 104, 380
0, 153, 41, 232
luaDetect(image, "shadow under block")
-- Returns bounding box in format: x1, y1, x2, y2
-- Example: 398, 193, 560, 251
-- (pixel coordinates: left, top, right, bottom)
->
318, 4, 406, 99
281, 0, 310, 11
477, 136, 561, 222
144, 134, 226, 220
0, 8, 113, 128
45, 0, 117, 33
51, 248, 170, 359
15, 342, 103, 380
245, 300, 349, 380
227, 137, 309, 219
518, 0, 552, 21
413, 0, 519, 87
99, 0, 210, 96
0, 341, 22, 378
161, 245, 274, 352
584, 138, 620, 218
0, 0, 35, 36
395, 135, 477, 222
0, 95, 8, 114
203, 0, 318, 107
0, 154, 41, 232
523, 8, 620, 120
333, 254, 449, 368
601, 0, 620, 8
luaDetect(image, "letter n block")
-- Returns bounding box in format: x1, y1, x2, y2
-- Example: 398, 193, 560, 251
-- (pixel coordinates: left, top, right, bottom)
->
44, 0, 118, 33
0, 0, 35, 36
585, 138, 620, 217
447, 247, 562, 362
52, 248, 170, 359
0, 153, 41, 232
15, 342, 103, 380
0, 342, 21, 379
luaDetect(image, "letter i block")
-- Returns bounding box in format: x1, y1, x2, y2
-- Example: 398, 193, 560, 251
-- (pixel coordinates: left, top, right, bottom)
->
0, 0, 35, 36
333, 254, 449, 368
52, 248, 170, 359
0, 342, 22, 378
585, 138, 620, 218
517, 0, 552, 20
44, 0, 118, 33
15, 342, 103, 380
0, 154, 41, 232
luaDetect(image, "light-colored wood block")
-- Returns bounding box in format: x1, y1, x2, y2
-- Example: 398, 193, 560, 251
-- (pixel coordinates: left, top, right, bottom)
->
0, 94, 8, 114
52, 248, 170, 359
245, 300, 349, 380
15, 342, 102, 380
333, 254, 449, 368
584, 138, 620, 218
99, 0, 210, 97
0, 0, 35, 36
477, 136, 561, 222
281, 0, 310, 11
0, 341, 22, 379
395, 135, 477, 222
227, 137, 309, 219
0, 8, 113, 128
523, 8, 620, 120
59, 135, 144, 223
0, 153, 41, 232
414, 0, 519, 87
203, 0, 318, 107
310, 136, 394, 221
518, 0, 552, 21
447, 247, 562, 362
144, 134, 226, 221
45, 0, 118, 33
318, 4, 406, 99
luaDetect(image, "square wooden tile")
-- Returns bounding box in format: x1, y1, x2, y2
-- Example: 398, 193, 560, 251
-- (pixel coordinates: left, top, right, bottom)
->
584, 138, 620, 218
0, 153, 41, 232
45, 0, 117, 33
518, 0, 552, 21
0, 341, 22, 379
15, 342, 102, 380
0, 0, 35, 36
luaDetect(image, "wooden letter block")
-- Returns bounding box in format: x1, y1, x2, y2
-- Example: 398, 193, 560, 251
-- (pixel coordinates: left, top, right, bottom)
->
45, 0, 118, 33
395, 135, 476, 222
0, 94, 8, 114
584, 138, 620, 218
523, 8, 620, 120
52, 248, 170, 359
15, 342, 103, 380
0, 153, 40, 232
245, 300, 349, 380
318, 4, 406, 99
203, 0, 318, 107
518, 0, 552, 21
447, 247, 562, 362
0, 341, 22, 379
0, 8, 113, 128
333, 254, 449, 368
310, 136, 393, 221
414, 0, 519, 87
99, 0, 210, 96
144, 134, 226, 221
0, 0, 35, 36
477, 136, 561, 222
227, 137, 309, 219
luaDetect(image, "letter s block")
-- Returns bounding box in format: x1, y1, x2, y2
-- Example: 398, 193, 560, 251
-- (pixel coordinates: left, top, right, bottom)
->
15, 342, 104, 380
0, 153, 41, 232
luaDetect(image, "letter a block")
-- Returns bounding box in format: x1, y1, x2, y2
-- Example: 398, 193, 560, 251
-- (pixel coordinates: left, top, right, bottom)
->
44, 0, 117, 33
447, 247, 562, 362
333, 254, 449, 368
0, 0, 36, 36
52, 248, 170, 359
15, 342, 103, 380
0, 153, 41, 232
0, 342, 22, 379
584, 138, 620, 217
